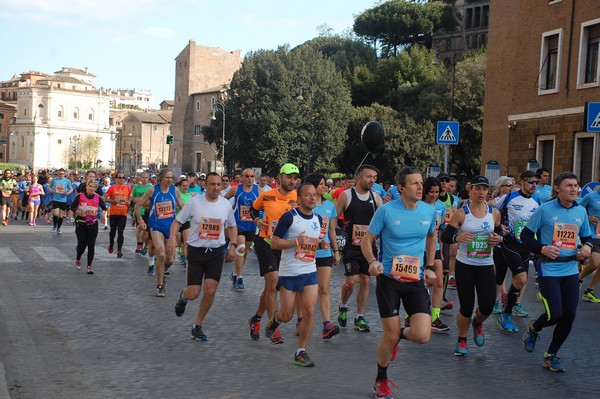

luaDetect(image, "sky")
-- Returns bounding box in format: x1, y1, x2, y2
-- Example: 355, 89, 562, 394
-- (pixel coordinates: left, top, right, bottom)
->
0, 0, 377, 108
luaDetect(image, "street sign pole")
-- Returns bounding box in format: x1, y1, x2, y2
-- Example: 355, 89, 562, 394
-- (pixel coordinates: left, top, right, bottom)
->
444, 145, 449, 173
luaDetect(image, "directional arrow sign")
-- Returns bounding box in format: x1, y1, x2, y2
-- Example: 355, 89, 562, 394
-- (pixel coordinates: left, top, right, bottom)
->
436, 121, 459, 145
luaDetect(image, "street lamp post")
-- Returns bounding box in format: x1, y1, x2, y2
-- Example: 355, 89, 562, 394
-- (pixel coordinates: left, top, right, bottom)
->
211, 102, 225, 174
296, 75, 315, 175
128, 129, 140, 177
433, 28, 465, 174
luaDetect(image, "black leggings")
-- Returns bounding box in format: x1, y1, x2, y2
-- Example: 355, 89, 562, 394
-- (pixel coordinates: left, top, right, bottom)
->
534, 273, 579, 354
455, 260, 496, 318
76, 222, 99, 266
495, 237, 531, 285
109, 215, 127, 250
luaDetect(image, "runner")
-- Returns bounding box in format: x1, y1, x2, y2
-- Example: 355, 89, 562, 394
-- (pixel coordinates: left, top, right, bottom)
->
441, 175, 503, 357
104, 171, 132, 258
49, 168, 73, 235
535, 168, 552, 203
171, 172, 237, 341
0, 169, 17, 225
493, 171, 541, 332
27, 174, 45, 226
71, 178, 107, 274
247, 163, 299, 344
135, 168, 184, 297
335, 164, 383, 333
438, 173, 460, 308
576, 185, 600, 303
175, 178, 196, 269
131, 172, 152, 254
422, 176, 450, 332
361, 166, 437, 399
224, 168, 260, 289
265, 183, 322, 366
521, 172, 592, 372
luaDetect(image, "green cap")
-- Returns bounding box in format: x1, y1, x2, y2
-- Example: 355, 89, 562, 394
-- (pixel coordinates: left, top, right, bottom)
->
279, 163, 300, 175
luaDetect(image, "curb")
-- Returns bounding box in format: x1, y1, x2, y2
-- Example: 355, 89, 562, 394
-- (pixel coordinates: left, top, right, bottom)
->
0, 361, 10, 399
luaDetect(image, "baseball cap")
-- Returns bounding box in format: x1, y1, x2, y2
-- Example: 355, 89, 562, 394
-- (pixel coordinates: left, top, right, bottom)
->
280, 163, 300, 175
470, 175, 490, 186
326, 178, 333, 184
520, 170, 540, 181
437, 172, 450, 181
179, 174, 186, 179
199, 173, 206, 179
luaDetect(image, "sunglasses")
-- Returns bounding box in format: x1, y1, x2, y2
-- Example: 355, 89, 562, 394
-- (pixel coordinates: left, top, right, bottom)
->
440, 178, 450, 182
244, 174, 254, 178
502, 184, 513, 188
116, 176, 125, 179
526, 180, 539, 185
222, 179, 229, 182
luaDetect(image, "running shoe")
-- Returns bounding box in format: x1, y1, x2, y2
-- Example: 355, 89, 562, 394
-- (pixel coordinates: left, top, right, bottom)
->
86, 265, 94, 275
431, 318, 450, 332
156, 284, 166, 297
582, 290, 600, 303
179, 254, 185, 265
104, 225, 108, 230
236, 277, 244, 289
265, 318, 280, 339
75, 259, 82, 270
373, 379, 395, 399
512, 303, 529, 317
108, 246, 114, 254
293, 350, 315, 367
135, 244, 143, 253
269, 328, 284, 345
543, 352, 565, 372
147, 265, 155, 276
522, 320, 540, 353
175, 290, 187, 317
230, 272, 237, 288
140, 246, 148, 255
191, 324, 208, 341
447, 276, 457, 289
497, 313, 519, 332
441, 300, 454, 311
117, 251, 123, 258
248, 317, 260, 341
51, 227, 56, 234
322, 323, 340, 339
492, 300, 502, 314
337, 305, 348, 327
32, 220, 36, 226
56, 229, 62, 235
472, 322, 485, 346
454, 340, 469, 357
354, 316, 370, 332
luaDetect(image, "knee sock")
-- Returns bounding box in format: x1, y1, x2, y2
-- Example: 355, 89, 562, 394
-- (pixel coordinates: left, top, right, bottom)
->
504, 284, 520, 314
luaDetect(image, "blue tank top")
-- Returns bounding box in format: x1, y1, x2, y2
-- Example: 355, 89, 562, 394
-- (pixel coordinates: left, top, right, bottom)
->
148, 184, 177, 231
234, 184, 260, 232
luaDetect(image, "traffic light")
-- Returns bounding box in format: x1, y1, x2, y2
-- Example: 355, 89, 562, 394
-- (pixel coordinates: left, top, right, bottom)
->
166, 135, 174, 145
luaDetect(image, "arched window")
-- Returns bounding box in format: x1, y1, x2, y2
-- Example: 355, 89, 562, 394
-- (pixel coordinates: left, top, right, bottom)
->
196, 101, 200, 111
20, 135, 24, 147
73, 107, 79, 120
57, 105, 63, 118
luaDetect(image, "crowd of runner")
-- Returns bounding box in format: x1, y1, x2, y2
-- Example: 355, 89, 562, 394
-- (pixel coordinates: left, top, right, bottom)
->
1, 164, 598, 399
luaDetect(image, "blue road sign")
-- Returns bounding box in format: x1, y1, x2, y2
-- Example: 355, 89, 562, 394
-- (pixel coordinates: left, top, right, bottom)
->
436, 121, 459, 145
585, 102, 600, 132
581, 181, 600, 198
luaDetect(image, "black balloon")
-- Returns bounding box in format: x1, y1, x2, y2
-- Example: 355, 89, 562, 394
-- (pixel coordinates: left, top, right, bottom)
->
361, 121, 385, 153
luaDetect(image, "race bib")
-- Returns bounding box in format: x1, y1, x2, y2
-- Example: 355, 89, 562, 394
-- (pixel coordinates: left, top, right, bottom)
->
239, 205, 253, 222
391, 255, 420, 282
85, 206, 98, 217
552, 223, 578, 250
467, 234, 492, 258
155, 201, 174, 219
295, 237, 319, 263
320, 216, 329, 239
352, 224, 368, 246
513, 220, 526, 240
115, 195, 127, 205
444, 208, 456, 224
268, 220, 278, 239
199, 217, 222, 240
56, 185, 65, 194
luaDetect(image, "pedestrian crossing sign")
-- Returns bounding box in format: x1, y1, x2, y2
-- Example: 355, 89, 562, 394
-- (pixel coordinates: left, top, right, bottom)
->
585, 102, 600, 132
436, 121, 459, 145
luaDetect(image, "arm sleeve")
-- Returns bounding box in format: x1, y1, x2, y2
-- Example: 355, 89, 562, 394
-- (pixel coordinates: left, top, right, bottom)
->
70, 195, 80, 212
521, 227, 543, 254
98, 197, 107, 211
272, 211, 293, 239
250, 192, 264, 220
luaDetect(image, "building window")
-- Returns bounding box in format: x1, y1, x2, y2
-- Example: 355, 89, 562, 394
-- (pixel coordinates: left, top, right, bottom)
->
194, 125, 202, 136
196, 101, 200, 111
536, 135, 555, 177
577, 19, 600, 87
23, 108, 27, 116
58, 106, 63, 118
88, 109, 94, 121
57, 139, 62, 144
73, 107, 79, 119
539, 29, 562, 94
573, 133, 598, 185
20, 135, 24, 147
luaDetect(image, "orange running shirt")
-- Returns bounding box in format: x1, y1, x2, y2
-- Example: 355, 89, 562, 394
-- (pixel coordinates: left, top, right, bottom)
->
252, 189, 298, 239
105, 184, 132, 216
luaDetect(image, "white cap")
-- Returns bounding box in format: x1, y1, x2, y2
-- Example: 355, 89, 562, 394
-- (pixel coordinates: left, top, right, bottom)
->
326, 178, 333, 184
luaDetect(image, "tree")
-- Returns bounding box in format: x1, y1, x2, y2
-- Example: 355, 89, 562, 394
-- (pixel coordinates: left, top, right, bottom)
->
78, 135, 102, 170
207, 45, 353, 175
337, 103, 442, 180
353, 0, 456, 57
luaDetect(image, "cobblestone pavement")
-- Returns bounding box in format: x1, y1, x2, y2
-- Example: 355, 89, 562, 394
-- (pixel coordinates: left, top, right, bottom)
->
0, 220, 599, 398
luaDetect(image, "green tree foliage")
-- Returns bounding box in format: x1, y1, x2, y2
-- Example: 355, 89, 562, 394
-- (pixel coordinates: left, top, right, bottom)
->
337, 103, 442, 179
210, 45, 352, 175
417, 51, 486, 177
78, 135, 102, 169
353, 0, 456, 57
